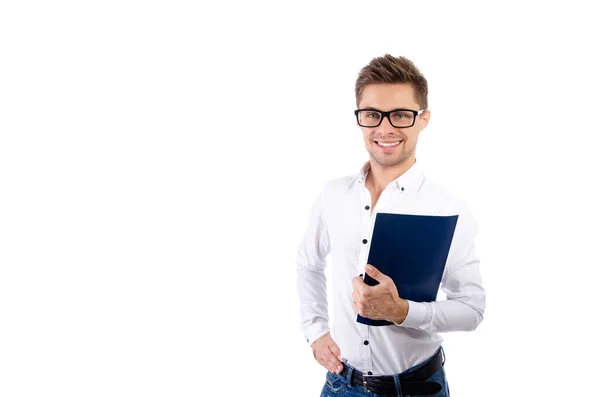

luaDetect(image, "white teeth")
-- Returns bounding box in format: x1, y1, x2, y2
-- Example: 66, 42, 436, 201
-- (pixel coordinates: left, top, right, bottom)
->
378, 141, 401, 147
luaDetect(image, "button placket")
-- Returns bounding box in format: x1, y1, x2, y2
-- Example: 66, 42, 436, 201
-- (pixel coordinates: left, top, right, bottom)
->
363, 324, 372, 373
359, 186, 372, 262
357, 189, 373, 366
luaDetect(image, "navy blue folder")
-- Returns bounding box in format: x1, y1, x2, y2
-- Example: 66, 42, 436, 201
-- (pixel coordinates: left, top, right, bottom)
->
357, 213, 459, 326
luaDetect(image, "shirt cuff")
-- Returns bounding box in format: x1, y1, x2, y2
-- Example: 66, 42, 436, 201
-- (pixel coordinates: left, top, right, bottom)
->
395, 300, 428, 328
305, 323, 330, 347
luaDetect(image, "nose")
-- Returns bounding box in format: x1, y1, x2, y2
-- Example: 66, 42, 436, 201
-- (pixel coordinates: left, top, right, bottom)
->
375, 114, 397, 133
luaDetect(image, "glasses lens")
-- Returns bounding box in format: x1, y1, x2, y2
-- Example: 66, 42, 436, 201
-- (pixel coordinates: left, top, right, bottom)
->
357, 110, 382, 127
389, 111, 415, 127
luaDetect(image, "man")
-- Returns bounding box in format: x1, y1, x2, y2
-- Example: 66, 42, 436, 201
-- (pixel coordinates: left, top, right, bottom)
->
296, 54, 486, 397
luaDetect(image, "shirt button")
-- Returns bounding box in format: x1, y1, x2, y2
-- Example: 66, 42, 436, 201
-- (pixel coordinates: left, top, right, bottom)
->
367, 371, 373, 375
365, 205, 370, 210
362, 239, 368, 244
363, 340, 369, 345
401, 187, 405, 191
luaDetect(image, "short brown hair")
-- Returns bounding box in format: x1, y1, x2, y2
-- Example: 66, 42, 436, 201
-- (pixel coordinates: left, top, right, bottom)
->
355, 54, 428, 109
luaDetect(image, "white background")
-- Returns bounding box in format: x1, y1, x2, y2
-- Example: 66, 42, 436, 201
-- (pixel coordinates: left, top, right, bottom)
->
1, 1, 599, 396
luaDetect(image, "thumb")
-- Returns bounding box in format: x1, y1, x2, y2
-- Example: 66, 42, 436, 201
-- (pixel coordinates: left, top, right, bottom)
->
365, 264, 386, 282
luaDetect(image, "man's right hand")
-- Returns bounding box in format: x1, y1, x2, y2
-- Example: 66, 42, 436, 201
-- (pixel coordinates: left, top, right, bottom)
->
311, 333, 343, 374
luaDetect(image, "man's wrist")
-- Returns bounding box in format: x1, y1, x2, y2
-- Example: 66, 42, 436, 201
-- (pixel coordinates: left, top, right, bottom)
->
390, 297, 409, 324
306, 328, 330, 347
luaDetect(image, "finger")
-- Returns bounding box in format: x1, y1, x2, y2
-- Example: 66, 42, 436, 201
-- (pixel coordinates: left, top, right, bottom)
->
365, 264, 388, 283
352, 300, 361, 315
333, 363, 343, 374
319, 356, 337, 373
328, 342, 341, 362
317, 350, 331, 370
323, 349, 342, 374
328, 355, 343, 374
352, 276, 365, 294
355, 283, 370, 300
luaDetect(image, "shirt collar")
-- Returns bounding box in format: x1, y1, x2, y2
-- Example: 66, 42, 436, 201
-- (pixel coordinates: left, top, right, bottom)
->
358, 159, 423, 191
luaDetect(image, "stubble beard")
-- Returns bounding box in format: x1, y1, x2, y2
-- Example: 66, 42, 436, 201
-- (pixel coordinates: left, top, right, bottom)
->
369, 144, 415, 168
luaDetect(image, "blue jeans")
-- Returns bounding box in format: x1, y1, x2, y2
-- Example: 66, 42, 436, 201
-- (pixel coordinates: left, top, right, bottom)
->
319, 352, 450, 397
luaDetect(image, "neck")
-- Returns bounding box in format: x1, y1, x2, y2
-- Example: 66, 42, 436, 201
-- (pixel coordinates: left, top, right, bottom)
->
366, 157, 416, 193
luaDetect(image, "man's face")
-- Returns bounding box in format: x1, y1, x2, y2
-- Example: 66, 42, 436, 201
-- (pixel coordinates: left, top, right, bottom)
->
357, 83, 430, 168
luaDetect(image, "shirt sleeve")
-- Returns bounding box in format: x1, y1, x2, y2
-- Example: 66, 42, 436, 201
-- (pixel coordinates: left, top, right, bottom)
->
296, 189, 331, 346
396, 203, 486, 332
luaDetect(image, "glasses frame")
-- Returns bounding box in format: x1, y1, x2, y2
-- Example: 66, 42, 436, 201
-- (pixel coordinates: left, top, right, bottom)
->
354, 108, 426, 128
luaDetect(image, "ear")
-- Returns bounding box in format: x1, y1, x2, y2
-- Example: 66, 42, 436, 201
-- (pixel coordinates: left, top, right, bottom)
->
419, 109, 431, 129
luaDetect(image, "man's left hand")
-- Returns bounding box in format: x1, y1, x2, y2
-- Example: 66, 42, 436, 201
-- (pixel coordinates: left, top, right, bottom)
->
352, 264, 409, 324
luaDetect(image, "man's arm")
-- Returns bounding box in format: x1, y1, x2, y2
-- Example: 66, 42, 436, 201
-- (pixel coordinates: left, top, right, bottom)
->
352, 204, 486, 333
296, 190, 331, 346
296, 190, 345, 374
398, 204, 486, 332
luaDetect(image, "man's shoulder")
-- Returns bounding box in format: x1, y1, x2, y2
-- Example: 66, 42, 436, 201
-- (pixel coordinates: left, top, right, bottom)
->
419, 176, 473, 215
420, 176, 480, 243
420, 177, 462, 201
320, 173, 360, 195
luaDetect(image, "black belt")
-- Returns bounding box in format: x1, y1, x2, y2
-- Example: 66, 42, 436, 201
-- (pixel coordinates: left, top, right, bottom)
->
339, 348, 444, 396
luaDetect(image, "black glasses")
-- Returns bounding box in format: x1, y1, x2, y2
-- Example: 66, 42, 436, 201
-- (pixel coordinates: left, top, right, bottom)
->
354, 108, 426, 128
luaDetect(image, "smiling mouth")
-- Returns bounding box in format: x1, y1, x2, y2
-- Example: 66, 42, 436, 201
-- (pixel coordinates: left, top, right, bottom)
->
374, 140, 402, 148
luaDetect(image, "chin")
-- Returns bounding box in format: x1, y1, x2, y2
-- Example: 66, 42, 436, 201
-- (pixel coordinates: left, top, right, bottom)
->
373, 156, 406, 167
371, 147, 415, 167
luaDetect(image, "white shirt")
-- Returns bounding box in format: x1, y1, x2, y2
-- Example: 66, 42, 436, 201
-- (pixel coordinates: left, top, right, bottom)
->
296, 160, 486, 375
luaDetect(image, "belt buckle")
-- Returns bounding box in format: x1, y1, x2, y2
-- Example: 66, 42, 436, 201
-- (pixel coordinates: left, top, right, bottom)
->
361, 373, 375, 392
